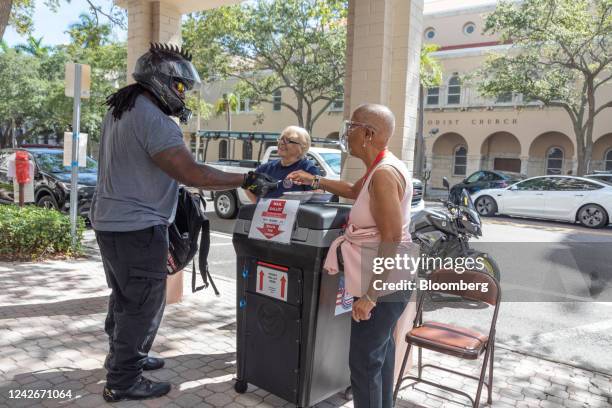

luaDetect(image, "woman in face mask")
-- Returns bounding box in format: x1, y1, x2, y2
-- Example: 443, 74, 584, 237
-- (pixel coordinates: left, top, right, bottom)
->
287, 103, 416, 408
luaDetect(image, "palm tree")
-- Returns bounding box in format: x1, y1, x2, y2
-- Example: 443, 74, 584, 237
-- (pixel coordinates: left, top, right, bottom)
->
66, 13, 111, 49
214, 92, 238, 159
415, 44, 443, 179
14, 36, 50, 57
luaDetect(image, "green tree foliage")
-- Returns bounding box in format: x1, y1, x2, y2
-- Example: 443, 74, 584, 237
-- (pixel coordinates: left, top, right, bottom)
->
420, 44, 442, 89
14, 35, 49, 57
183, 0, 348, 133
478, 0, 612, 175
0, 14, 126, 147
1, 0, 125, 41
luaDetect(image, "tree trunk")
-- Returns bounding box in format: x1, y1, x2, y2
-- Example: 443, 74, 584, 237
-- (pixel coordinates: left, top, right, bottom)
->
10, 117, 15, 148
0, 0, 12, 42
305, 101, 313, 134
573, 123, 587, 176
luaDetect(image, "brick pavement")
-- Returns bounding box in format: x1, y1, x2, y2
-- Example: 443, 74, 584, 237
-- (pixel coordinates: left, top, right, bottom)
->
0, 233, 610, 408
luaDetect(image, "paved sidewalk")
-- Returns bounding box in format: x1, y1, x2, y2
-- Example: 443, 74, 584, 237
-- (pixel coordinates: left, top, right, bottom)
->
0, 234, 611, 408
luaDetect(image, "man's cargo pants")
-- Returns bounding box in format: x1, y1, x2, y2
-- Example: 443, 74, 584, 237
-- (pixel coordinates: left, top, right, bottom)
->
95, 225, 168, 389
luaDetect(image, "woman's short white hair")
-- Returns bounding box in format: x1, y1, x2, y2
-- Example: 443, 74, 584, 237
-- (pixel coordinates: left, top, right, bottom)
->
281, 125, 311, 158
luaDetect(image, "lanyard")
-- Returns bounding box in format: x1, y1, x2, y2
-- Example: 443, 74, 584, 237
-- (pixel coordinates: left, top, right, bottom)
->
361, 149, 388, 188
344, 149, 388, 230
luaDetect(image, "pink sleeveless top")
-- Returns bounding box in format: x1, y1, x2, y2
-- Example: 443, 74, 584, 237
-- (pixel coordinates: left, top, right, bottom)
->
323, 152, 414, 296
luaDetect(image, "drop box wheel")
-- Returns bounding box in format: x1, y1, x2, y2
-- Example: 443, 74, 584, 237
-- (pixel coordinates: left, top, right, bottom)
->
234, 379, 248, 394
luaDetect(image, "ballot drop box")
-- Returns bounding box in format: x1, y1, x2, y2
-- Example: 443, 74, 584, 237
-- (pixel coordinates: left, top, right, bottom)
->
232, 200, 353, 407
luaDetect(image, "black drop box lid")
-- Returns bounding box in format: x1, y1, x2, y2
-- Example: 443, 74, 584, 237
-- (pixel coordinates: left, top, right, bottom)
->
237, 202, 351, 231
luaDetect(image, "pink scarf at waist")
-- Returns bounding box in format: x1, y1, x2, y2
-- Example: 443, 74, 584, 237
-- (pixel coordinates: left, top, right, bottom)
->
324, 223, 380, 276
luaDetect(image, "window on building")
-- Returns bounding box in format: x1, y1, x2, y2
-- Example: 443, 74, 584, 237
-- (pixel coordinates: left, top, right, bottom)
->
447, 74, 461, 105
496, 92, 513, 104
272, 90, 282, 111
546, 147, 564, 175
426, 87, 440, 106
463, 22, 476, 35
242, 141, 253, 160
235, 97, 251, 113
329, 87, 344, 111
606, 149, 612, 171
219, 140, 228, 159
453, 145, 467, 176
424, 27, 436, 40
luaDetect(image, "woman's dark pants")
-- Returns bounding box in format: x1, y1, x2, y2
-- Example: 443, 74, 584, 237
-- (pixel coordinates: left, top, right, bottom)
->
349, 291, 410, 408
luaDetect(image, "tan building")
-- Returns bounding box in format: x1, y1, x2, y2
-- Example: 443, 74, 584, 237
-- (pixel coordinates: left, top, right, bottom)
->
196, 0, 612, 190
119, 0, 424, 185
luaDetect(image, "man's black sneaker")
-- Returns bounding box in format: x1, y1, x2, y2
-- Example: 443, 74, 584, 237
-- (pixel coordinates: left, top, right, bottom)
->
103, 356, 165, 371
102, 377, 171, 402
143, 357, 165, 371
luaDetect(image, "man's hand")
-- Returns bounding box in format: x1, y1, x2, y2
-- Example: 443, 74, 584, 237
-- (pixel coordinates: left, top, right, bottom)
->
242, 172, 278, 197
352, 297, 376, 322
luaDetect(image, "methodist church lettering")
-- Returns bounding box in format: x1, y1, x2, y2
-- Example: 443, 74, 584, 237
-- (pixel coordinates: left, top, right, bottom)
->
427, 118, 518, 126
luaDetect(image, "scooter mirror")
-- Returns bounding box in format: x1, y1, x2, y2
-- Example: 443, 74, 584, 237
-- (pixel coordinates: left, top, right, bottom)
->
442, 177, 450, 190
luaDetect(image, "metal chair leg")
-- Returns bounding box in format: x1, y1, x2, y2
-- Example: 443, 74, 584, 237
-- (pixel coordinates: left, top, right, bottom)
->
473, 346, 491, 408
418, 346, 422, 379
393, 342, 413, 403
488, 340, 494, 405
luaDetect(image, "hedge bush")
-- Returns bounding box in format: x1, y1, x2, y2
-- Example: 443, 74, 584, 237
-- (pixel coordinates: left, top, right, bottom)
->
0, 204, 85, 261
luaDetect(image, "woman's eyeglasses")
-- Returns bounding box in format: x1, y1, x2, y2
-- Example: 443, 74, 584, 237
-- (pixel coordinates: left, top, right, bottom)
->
277, 137, 301, 146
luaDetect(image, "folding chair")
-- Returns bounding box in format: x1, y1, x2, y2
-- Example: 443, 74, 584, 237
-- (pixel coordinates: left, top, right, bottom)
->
393, 269, 501, 408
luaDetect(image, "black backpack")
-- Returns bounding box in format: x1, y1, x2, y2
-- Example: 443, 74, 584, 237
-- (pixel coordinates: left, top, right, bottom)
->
167, 187, 219, 295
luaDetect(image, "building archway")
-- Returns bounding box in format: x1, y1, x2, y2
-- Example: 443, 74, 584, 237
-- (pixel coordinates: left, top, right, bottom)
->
480, 131, 522, 173
430, 132, 469, 187
527, 132, 575, 176
592, 133, 612, 172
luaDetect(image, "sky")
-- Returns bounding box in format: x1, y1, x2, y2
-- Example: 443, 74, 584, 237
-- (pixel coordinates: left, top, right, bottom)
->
4, 0, 127, 47
3, 0, 454, 48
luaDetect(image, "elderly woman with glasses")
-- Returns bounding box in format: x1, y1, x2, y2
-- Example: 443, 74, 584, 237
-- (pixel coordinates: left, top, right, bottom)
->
287, 104, 415, 408
246, 125, 320, 202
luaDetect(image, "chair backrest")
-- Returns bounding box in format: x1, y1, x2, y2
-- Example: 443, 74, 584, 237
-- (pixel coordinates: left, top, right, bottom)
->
429, 269, 500, 306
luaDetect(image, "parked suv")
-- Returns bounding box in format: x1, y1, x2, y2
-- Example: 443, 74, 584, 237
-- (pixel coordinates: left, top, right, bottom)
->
0, 146, 97, 218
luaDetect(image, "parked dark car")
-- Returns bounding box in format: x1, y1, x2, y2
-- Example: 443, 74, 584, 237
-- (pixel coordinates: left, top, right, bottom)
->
449, 170, 523, 203
585, 173, 612, 185
0, 146, 97, 218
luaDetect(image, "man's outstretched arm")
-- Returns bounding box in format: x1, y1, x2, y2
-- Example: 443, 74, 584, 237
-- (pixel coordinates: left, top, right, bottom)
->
152, 144, 244, 190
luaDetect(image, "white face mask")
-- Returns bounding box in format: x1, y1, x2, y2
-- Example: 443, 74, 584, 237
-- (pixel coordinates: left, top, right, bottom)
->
339, 121, 350, 153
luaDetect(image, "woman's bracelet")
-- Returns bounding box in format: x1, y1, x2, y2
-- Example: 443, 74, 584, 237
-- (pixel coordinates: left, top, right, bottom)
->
311, 175, 321, 189
364, 293, 377, 306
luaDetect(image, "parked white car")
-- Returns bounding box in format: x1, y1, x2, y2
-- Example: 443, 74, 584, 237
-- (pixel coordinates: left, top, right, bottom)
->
471, 175, 612, 228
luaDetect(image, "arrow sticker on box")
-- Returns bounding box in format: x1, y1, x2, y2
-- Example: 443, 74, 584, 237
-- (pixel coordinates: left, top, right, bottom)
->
255, 264, 289, 302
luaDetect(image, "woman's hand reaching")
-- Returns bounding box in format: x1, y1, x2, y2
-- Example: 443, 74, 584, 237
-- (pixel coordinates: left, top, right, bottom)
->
286, 170, 316, 186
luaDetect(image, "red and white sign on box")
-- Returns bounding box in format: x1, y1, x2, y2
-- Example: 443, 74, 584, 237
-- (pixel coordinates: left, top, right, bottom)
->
256, 262, 288, 302
248, 198, 299, 244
